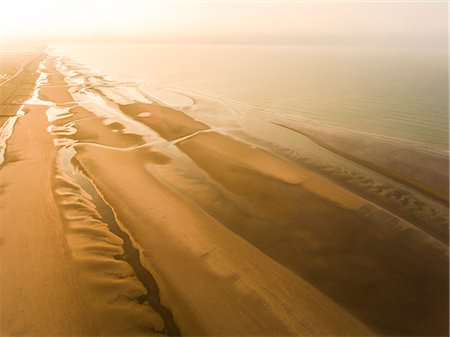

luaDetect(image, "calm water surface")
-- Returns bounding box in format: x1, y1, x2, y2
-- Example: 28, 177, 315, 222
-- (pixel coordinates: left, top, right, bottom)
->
52, 43, 448, 151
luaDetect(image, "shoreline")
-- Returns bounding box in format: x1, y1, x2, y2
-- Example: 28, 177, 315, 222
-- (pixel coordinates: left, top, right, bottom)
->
58, 55, 449, 335
0, 54, 448, 336
272, 121, 449, 205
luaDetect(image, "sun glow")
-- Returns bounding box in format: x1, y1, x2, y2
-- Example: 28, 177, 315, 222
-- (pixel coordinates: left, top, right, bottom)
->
0, 0, 169, 41
0, 0, 446, 47
1, 0, 72, 38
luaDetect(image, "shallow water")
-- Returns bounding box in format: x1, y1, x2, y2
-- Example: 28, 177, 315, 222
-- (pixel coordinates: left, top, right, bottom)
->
50, 43, 448, 151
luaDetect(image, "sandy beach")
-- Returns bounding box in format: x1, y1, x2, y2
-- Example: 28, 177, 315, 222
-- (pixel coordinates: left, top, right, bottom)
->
0, 53, 448, 337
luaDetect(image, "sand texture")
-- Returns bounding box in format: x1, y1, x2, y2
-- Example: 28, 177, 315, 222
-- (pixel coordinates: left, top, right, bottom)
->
1, 55, 448, 337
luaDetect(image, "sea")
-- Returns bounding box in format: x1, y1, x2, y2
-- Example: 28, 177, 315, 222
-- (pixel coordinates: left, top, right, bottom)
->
50, 43, 448, 152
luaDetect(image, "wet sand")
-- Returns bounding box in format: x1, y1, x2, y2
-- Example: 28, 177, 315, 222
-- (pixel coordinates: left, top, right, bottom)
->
0, 55, 448, 336
1, 55, 166, 336
122, 102, 448, 336
273, 121, 449, 203
272, 121, 449, 243
0, 55, 43, 127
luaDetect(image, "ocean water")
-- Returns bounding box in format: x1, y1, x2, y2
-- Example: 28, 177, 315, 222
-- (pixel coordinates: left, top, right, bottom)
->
51, 43, 448, 151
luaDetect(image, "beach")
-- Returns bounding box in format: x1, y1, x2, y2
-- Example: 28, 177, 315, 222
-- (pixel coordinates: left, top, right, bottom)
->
0, 51, 448, 337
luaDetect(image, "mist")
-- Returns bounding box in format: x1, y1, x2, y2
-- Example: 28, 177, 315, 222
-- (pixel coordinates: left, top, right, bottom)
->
1, 1, 447, 48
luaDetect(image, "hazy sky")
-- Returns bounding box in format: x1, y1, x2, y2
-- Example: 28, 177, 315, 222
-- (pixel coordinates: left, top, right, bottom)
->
0, 0, 447, 46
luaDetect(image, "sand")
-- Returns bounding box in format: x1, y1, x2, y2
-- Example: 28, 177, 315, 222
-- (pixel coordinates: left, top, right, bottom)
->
1, 54, 448, 337
0, 53, 35, 83
74, 144, 375, 336
0, 103, 165, 335
120, 102, 209, 141
273, 121, 449, 203
1, 56, 166, 336
53, 58, 374, 336
78, 64, 449, 335
0, 55, 43, 126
